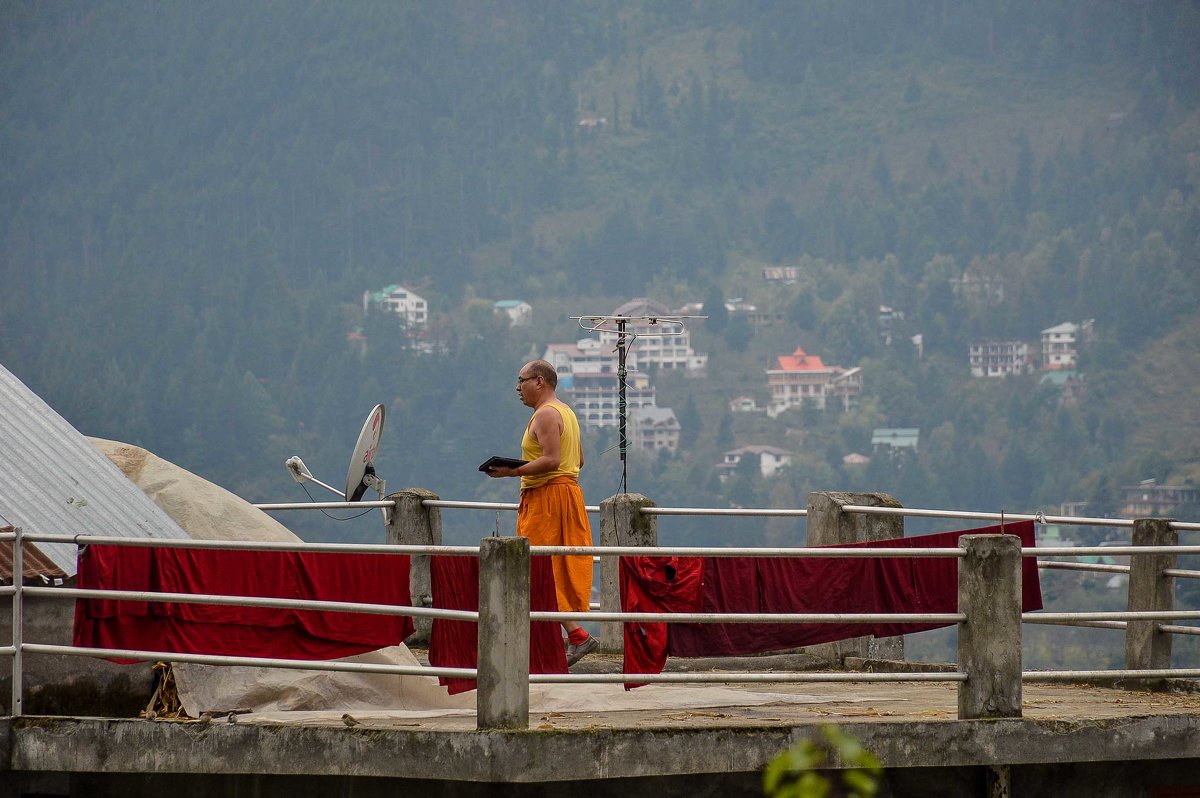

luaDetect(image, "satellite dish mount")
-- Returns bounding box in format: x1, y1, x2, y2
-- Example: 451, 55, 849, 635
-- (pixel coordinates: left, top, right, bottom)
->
285, 403, 390, 523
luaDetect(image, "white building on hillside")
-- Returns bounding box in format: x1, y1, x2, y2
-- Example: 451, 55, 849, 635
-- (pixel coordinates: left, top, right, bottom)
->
363, 284, 428, 328
718, 445, 795, 480
969, 341, 1031, 377
598, 298, 708, 372
567, 371, 657, 432
1041, 320, 1094, 371
494, 300, 532, 327
543, 338, 638, 378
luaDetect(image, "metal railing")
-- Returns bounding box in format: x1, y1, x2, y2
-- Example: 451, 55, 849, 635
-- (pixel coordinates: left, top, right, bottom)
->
5, 491, 1199, 729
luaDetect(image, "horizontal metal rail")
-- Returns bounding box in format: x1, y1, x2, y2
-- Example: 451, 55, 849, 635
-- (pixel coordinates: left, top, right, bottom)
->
531, 611, 965, 624
25, 533, 481, 556
20, 643, 477, 679
1038, 561, 1129, 575
21, 533, 1200, 561
23, 586, 478, 622
643, 507, 808, 518
1026, 610, 1200, 622
424, 500, 513, 511
1023, 668, 1200, 682
1031, 545, 1200, 556
1163, 568, 1200, 580
254, 500, 396, 511
1022, 617, 1127, 630
529, 671, 967, 685
1159, 624, 1200, 636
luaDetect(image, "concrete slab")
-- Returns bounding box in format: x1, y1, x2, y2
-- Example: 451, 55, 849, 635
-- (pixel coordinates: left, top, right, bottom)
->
6, 680, 1200, 783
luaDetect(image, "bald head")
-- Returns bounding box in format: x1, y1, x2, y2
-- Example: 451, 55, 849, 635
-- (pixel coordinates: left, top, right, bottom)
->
523, 359, 558, 388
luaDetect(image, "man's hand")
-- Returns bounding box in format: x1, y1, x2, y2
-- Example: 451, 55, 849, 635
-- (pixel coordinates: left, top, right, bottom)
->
485, 466, 519, 478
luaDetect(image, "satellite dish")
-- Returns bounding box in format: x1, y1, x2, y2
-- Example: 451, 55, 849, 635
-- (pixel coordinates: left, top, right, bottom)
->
345, 403, 385, 502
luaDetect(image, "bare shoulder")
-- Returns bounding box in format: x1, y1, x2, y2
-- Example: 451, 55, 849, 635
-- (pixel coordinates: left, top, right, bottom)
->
533, 402, 565, 428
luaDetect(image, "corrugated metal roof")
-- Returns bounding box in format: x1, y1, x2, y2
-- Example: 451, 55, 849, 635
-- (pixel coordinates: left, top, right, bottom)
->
0, 363, 189, 576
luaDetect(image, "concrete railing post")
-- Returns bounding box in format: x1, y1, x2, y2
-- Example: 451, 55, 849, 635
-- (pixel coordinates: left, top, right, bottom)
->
1124, 518, 1176, 687
806, 491, 905, 663
957, 534, 1022, 720
599, 493, 657, 652
385, 488, 442, 644
477, 536, 530, 730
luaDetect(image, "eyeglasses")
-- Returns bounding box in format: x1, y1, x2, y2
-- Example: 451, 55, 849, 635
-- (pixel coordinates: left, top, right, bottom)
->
517, 375, 539, 385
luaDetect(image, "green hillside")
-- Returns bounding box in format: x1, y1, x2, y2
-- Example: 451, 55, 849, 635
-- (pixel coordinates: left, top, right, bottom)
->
2, 1, 1198, 549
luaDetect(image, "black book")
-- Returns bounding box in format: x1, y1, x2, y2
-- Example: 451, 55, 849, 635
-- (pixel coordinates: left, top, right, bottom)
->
478, 455, 529, 472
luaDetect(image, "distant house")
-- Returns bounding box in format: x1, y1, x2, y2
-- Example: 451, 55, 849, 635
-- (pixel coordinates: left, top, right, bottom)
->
363, 284, 428, 328
718, 445, 795, 480
494, 300, 532, 327
950, 272, 1006, 304
872, 428, 919, 457
729, 396, 762, 413
766, 347, 862, 417
543, 338, 634, 378
599, 298, 708, 372
630, 407, 681, 453
842, 452, 871, 466
968, 341, 1031, 377
1119, 480, 1200, 519
1041, 320, 1094, 371
878, 305, 904, 345
763, 266, 799, 284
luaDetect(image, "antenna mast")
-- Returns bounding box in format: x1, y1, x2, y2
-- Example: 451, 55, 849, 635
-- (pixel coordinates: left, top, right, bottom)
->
573, 313, 705, 493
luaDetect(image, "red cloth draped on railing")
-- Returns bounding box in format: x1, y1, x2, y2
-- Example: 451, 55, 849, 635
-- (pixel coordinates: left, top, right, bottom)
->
428, 555, 568, 694
72, 545, 415, 662
620, 521, 1041, 687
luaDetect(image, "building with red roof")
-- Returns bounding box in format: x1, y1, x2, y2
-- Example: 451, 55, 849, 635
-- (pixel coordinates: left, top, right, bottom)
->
765, 347, 862, 418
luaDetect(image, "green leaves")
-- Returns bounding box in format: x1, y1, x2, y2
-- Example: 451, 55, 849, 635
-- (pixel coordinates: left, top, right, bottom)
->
763, 726, 882, 798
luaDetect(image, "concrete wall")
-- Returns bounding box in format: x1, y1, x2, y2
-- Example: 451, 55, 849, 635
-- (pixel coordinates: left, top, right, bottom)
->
0, 585, 153, 716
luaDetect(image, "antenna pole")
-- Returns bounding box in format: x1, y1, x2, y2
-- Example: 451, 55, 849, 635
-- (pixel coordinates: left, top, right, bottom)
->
571, 312, 705, 496
617, 317, 628, 493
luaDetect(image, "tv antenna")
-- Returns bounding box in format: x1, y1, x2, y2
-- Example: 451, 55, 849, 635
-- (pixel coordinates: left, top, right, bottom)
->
285, 403, 390, 524
573, 313, 705, 493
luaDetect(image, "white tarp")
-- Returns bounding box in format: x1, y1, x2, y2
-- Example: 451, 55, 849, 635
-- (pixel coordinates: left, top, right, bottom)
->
89, 437, 299, 543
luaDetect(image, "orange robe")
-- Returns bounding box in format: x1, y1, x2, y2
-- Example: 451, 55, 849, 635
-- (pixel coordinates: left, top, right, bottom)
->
517, 401, 592, 613
517, 477, 593, 612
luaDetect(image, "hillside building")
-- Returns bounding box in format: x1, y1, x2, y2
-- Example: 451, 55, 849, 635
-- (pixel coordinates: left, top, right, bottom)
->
969, 340, 1032, 377
629, 407, 681, 452
1119, 480, 1200, 519
765, 347, 862, 417
872, 428, 920, 457
598, 298, 707, 372
717, 445, 795, 481
494, 300, 532, 327
729, 396, 762, 413
363, 284, 428, 328
1041, 320, 1095, 371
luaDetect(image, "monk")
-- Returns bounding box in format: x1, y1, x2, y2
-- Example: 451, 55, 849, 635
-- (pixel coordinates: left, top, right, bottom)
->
485, 359, 597, 666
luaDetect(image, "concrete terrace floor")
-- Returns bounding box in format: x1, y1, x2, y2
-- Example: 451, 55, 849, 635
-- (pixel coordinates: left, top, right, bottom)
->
6, 652, 1200, 796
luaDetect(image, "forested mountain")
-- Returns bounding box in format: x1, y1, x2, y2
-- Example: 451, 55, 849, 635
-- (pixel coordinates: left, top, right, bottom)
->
2, 1, 1198, 552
